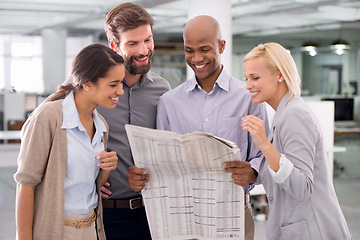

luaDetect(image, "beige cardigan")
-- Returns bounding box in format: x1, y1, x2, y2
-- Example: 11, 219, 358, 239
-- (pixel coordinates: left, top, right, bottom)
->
14, 99, 107, 240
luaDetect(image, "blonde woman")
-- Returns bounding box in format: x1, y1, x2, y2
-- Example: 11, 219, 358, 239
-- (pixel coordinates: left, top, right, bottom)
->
240, 42, 351, 239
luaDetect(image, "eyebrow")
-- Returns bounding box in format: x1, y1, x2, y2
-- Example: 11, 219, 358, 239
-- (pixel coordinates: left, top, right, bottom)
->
126, 34, 153, 44
184, 44, 211, 49
199, 44, 211, 48
126, 40, 138, 45
109, 79, 122, 83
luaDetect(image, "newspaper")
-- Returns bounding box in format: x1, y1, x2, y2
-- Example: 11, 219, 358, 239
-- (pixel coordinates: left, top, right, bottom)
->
125, 124, 244, 240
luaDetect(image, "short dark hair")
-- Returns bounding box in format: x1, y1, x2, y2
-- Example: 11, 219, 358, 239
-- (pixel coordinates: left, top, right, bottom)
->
104, 3, 154, 47
48, 44, 124, 101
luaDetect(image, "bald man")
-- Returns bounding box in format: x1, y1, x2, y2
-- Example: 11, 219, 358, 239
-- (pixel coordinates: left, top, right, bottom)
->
128, 15, 268, 240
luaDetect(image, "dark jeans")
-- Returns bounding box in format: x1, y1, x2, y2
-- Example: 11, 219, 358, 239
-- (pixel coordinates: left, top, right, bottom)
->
103, 206, 151, 240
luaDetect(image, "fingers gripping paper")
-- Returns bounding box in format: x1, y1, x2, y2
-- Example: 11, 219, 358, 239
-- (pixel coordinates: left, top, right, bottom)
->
125, 124, 244, 240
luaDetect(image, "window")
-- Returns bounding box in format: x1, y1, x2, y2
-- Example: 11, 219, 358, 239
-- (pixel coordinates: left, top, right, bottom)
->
0, 36, 43, 93
0, 34, 94, 94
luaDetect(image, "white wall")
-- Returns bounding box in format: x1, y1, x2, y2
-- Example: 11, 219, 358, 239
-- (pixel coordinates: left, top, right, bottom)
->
3, 92, 25, 131
306, 101, 335, 178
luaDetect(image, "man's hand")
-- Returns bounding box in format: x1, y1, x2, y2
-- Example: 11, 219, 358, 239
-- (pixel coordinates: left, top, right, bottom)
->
100, 182, 112, 199
223, 161, 257, 187
127, 166, 149, 192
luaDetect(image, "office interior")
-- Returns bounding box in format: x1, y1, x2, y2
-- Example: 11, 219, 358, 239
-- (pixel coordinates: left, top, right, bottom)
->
0, 0, 360, 239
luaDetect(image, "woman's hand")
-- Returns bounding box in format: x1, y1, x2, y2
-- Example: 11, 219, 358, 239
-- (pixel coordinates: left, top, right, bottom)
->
97, 151, 118, 171
242, 115, 281, 171
242, 115, 268, 151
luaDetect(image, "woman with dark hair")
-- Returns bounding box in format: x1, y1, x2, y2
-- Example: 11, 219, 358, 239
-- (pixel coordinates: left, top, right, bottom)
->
14, 43, 125, 240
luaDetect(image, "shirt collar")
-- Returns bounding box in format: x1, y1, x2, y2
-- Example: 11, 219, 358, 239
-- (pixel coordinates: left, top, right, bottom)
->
62, 91, 83, 130
139, 72, 154, 86
276, 92, 292, 112
123, 72, 154, 88
185, 65, 230, 93
92, 110, 107, 143
61, 91, 107, 134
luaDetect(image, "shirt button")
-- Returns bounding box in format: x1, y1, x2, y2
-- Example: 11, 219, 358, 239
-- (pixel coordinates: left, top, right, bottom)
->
268, 197, 274, 204
206, 95, 210, 99
205, 118, 209, 122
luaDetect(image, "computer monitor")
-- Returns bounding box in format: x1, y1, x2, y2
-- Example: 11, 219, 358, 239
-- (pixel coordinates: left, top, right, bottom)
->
321, 97, 354, 121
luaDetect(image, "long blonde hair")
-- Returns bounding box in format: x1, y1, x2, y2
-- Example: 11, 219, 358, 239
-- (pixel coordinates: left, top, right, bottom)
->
244, 42, 301, 99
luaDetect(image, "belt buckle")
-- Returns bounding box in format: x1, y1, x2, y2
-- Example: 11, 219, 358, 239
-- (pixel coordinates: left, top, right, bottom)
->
129, 197, 142, 210
76, 219, 88, 228
76, 212, 95, 228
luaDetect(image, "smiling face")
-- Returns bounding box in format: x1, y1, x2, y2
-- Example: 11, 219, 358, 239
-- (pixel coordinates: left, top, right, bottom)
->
244, 57, 284, 109
115, 24, 154, 76
183, 16, 224, 86
88, 64, 125, 109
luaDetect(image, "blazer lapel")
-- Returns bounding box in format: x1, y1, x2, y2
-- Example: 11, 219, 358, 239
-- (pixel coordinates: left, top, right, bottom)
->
267, 93, 292, 145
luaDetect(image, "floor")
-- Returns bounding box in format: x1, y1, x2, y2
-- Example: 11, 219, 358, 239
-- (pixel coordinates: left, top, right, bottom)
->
1, 137, 359, 240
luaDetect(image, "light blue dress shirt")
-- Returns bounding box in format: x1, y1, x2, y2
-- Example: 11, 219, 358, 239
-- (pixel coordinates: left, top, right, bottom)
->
62, 92, 107, 215
157, 67, 268, 193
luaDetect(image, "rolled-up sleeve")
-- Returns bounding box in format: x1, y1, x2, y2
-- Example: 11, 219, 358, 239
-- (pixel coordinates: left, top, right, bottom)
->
268, 154, 294, 184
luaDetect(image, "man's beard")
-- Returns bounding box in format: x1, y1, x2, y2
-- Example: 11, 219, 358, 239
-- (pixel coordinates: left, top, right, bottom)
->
124, 50, 153, 75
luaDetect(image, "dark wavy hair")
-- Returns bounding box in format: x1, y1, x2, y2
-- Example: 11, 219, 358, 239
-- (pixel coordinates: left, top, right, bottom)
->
47, 43, 124, 102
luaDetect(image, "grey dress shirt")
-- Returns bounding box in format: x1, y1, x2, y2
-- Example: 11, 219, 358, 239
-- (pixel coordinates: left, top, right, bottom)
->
97, 71, 171, 199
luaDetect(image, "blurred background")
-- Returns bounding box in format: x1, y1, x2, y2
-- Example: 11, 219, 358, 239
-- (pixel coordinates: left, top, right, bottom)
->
0, 0, 359, 239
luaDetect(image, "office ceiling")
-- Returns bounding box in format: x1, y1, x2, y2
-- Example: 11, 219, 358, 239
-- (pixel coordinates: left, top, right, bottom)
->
1, 0, 360, 47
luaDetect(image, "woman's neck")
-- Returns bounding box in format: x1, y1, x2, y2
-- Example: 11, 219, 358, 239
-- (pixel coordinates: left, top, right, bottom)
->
74, 91, 96, 141
268, 85, 289, 111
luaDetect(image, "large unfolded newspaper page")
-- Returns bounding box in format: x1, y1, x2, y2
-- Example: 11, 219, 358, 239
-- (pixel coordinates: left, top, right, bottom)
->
125, 124, 244, 240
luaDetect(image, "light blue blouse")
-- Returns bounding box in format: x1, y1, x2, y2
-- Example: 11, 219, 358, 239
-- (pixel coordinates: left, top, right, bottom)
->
156, 67, 268, 193
61, 92, 107, 215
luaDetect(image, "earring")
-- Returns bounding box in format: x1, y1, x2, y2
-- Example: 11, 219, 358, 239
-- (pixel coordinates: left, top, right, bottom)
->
279, 79, 282, 83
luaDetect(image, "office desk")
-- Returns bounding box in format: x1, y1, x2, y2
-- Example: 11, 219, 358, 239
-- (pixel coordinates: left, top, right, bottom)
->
334, 120, 360, 135
0, 143, 20, 167
334, 127, 360, 135
0, 131, 20, 167
0, 131, 21, 140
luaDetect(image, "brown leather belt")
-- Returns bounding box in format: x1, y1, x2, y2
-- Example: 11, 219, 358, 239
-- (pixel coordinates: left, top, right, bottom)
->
102, 196, 144, 209
64, 211, 96, 228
